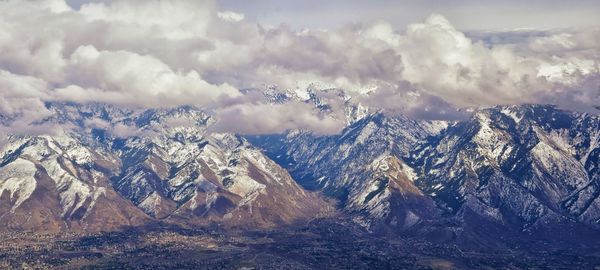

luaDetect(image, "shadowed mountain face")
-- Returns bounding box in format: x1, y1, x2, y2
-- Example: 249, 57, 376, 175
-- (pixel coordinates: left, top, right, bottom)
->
250, 104, 600, 241
1, 102, 600, 246
413, 105, 600, 236
0, 104, 332, 232
247, 112, 447, 232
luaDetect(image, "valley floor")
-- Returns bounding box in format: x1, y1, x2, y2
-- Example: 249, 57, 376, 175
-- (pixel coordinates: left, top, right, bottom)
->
1, 219, 599, 270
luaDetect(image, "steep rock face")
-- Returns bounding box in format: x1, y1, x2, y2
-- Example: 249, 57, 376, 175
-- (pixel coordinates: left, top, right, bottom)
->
0, 135, 148, 232
2, 100, 599, 238
114, 130, 331, 228
413, 105, 600, 232
249, 112, 446, 230
110, 107, 332, 228
348, 155, 440, 231
251, 104, 600, 236
0, 104, 332, 232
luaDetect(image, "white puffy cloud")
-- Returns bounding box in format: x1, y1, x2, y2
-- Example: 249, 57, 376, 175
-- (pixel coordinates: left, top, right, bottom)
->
0, 0, 598, 136
217, 11, 245, 23
57, 45, 240, 107
210, 102, 344, 135
79, 0, 215, 39
84, 118, 140, 138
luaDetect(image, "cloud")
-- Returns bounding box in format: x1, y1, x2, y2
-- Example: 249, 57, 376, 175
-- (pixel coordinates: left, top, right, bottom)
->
0, 71, 49, 116
210, 102, 344, 135
84, 118, 141, 138
56, 45, 240, 107
79, 0, 215, 39
0, 0, 598, 136
217, 11, 245, 23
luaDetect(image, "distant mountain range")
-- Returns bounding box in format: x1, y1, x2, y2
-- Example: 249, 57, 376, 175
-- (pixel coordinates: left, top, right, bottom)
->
1, 93, 599, 246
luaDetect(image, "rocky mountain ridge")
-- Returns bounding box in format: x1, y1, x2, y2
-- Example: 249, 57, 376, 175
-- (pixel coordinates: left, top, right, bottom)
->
1, 101, 599, 244
251, 104, 600, 240
0, 103, 332, 232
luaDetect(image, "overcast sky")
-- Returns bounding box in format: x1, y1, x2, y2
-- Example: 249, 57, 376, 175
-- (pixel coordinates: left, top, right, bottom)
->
1, 0, 599, 136
67, 0, 600, 30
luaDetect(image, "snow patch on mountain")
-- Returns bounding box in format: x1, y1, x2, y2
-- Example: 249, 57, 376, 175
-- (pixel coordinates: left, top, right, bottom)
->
0, 158, 37, 211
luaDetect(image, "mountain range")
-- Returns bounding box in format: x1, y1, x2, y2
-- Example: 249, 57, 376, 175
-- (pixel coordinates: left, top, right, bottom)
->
1, 94, 599, 247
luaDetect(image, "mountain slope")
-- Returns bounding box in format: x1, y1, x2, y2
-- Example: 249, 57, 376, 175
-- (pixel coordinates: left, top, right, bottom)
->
249, 112, 446, 231
0, 104, 332, 232
251, 104, 600, 239
413, 105, 600, 232
1, 101, 599, 241
0, 135, 148, 232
